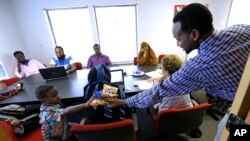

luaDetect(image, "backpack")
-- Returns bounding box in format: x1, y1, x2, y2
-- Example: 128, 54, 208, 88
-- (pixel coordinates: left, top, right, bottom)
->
83, 64, 131, 124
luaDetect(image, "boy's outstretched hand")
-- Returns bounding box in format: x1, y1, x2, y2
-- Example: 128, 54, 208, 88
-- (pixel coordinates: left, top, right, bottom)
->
106, 98, 125, 108
86, 96, 97, 107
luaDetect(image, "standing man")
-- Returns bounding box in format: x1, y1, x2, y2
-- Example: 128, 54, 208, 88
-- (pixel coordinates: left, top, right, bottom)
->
87, 44, 112, 69
50, 46, 76, 74
107, 3, 250, 141
14, 51, 46, 78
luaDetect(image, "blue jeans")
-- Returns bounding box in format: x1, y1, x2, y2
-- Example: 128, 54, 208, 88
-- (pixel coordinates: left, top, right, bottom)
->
214, 109, 230, 141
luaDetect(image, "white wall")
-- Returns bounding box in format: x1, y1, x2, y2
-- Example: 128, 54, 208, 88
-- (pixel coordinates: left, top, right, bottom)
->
0, 0, 29, 77
1, 0, 232, 76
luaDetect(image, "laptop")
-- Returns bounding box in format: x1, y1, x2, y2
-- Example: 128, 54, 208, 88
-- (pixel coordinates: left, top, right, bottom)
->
110, 69, 125, 90
39, 66, 68, 81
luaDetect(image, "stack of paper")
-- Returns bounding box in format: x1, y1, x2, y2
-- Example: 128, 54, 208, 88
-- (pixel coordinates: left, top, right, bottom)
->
145, 70, 162, 78
76, 69, 90, 79
137, 80, 154, 90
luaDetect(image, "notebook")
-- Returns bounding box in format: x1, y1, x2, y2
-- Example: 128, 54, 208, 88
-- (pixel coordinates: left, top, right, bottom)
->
39, 66, 68, 81
110, 69, 125, 90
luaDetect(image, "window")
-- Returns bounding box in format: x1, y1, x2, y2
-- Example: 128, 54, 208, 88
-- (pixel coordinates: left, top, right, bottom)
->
227, 0, 250, 26
95, 6, 137, 63
46, 5, 137, 65
47, 8, 94, 65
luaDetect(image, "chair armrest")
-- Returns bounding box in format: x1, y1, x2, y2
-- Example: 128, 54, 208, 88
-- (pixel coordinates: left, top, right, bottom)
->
191, 99, 199, 106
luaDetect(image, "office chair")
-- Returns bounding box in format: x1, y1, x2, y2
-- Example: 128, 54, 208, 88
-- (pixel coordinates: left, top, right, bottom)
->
0, 121, 42, 141
133, 57, 138, 65
70, 119, 136, 141
75, 62, 83, 70
150, 103, 211, 139
158, 54, 165, 63
1, 77, 20, 86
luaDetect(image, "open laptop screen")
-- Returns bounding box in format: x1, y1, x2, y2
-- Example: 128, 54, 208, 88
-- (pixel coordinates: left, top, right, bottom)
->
110, 69, 125, 89
111, 69, 123, 83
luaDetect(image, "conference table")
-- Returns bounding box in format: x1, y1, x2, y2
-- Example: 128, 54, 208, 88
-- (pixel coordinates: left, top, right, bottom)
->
0, 65, 158, 106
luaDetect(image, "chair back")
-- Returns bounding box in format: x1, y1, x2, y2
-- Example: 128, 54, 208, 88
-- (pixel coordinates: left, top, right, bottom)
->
158, 54, 165, 63
75, 62, 83, 70
154, 103, 211, 136
70, 119, 136, 141
1, 77, 20, 86
133, 57, 138, 65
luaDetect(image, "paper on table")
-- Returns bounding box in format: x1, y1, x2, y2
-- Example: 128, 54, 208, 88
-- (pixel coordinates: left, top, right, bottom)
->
145, 71, 162, 78
76, 69, 90, 79
137, 80, 154, 90
126, 70, 133, 76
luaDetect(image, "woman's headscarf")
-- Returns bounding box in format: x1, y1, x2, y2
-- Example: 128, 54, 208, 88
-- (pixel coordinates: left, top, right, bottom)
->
87, 64, 111, 84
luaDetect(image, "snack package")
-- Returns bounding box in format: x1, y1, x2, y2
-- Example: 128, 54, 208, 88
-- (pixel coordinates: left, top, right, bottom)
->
102, 84, 118, 96
90, 84, 119, 107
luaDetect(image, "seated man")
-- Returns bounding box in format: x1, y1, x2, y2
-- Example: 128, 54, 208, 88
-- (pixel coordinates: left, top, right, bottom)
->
50, 46, 76, 73
14, 51, 46, 78
87, 44, 112, 69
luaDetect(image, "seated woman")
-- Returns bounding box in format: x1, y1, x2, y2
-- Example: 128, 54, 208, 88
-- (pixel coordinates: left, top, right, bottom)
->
148, 55, 202, 138
83, 64, 131, 124
137, 41, 157, 66
148, 54, 193, 111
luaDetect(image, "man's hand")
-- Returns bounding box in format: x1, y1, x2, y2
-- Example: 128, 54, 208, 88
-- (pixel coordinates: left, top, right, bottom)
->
17, 62, 21, 73
106, 98, 125, 108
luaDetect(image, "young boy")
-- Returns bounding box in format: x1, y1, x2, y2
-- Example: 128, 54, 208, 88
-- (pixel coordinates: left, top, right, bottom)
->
35, 85, 92, 141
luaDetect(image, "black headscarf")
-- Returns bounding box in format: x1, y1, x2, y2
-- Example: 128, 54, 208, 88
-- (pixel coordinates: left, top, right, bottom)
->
87, 64, 111, 84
